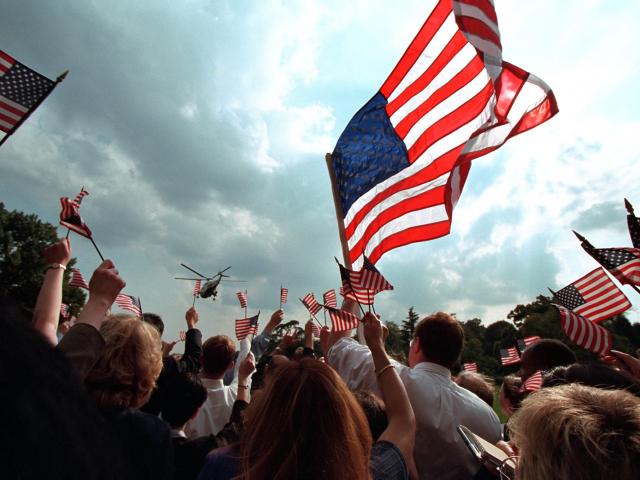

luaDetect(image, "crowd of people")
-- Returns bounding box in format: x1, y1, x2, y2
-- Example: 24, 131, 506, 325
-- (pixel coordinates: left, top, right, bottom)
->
2, 236, 640, 480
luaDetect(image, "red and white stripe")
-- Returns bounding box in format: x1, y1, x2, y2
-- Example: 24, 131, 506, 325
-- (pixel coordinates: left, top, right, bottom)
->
280, 287, 288, 304
327, 307, 359, 333
193, 280, 202, 297
235, 314, 259, 341
310, 322, 321, 338
523, 336, 540, 347
555, 304, 612, 357
323, 289, 337, 308
60, 303, 69, 318
0, 50, 27, 133
301, 293, 323, 316
462, 362, 478, 373
72, 187, 89, 207
69, 268, 89, 289
115, 294, 142, 317
520, 370, 543, 393
500, 346, 520, 366
610, 249, 640, 285
344, 0, 557, 267
236, 291, 247, 309
570, 268, 631, 323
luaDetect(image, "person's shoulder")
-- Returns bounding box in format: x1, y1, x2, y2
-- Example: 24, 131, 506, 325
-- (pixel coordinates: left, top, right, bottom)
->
198, 446, 241, 480
110, 408, 171, 438
370, 440, 408, 480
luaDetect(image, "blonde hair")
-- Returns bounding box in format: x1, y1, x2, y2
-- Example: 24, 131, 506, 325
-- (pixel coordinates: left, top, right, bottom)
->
86, 314, 162, 410
238, 359, 373, 480
509, 384, 640, 480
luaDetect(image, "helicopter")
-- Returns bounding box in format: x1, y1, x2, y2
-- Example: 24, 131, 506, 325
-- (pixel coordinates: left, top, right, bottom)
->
174, 264, 246, 300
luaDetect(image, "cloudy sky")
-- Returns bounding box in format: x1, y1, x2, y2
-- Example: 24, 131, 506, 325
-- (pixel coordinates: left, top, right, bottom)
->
2, 0, 639, 341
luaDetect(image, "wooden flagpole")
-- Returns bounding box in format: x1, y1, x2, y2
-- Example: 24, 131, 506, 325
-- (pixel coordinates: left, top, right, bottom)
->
0, 70, 69, 149
327, 152, 366, 341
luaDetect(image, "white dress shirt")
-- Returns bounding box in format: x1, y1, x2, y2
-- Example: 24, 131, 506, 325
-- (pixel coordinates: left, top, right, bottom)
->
185, 338, 250, 437
328, 337, 501, 480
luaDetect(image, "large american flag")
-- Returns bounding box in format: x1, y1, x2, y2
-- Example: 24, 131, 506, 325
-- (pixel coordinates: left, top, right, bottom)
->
69, 268, 89, 290
236, 291, 247, 309
326, 306, 360, 333
301, 293, 323, 316
553, 304, 612, 356
330, 0, 557, 267
0, 50, 55, 134
625, 199, 640, 248
59, 188, 92, 238
323, 289, 337, 308
575, 232, 640, 286
500, 346, 520, 366
552, 268, 631, 323
235, 313, 260, 341
115, 294, 142, 317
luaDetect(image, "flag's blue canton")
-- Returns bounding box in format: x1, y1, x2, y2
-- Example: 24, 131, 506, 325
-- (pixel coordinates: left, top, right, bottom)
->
0, 62, 54, 108
332, 92, 408, 216
554, 284, 584, 311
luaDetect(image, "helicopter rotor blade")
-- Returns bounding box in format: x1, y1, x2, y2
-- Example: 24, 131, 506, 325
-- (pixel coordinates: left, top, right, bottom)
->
180, 264, 208, 279
220, 279, 247, 283
215, 266, 232, 277
174, 277, 203, 281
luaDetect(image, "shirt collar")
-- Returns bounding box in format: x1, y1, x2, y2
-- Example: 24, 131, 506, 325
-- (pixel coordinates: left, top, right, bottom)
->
413, 361, 452, 379
201, 377, 224, 388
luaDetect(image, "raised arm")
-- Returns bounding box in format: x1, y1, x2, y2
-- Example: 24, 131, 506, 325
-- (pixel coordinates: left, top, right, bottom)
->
363, 312, 417, 478
251, 309, 283, 359
175, 306, 203, 374
32, 238, 71, 345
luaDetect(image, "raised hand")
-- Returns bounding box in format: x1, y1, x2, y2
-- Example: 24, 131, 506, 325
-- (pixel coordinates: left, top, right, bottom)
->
185, 307, 199, 329
43, 238, 71, 267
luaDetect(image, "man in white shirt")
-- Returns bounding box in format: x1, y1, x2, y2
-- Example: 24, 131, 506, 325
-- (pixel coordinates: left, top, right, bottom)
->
328, 311, 501, 480
186, 335, 250, 437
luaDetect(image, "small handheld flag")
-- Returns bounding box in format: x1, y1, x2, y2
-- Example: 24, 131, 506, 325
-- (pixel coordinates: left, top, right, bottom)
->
520, 371, 543, 393
326, 306, 359, 333
500, 347, 520, 366
462, 362, 478, 373
236, 291, 247, 309
280, 286, 288, 306
625, 199, 640, 248
115, 294, 142, 317
69, 268, 89, 290
323, 289, 337, 309
301, 293, 323, 316
573, 231, 640, 287
60, 303, 69, 319
235, 313, 260, 341
516, 336, 541, 353
553, 304, 612, 356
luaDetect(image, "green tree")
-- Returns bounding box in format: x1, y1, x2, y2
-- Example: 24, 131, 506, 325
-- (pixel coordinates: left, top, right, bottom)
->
384, 320, 405, 360
400, 306, 420, 353
0, 203, 85, 316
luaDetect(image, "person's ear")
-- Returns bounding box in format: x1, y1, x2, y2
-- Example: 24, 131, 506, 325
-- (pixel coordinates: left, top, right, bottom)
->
411, 337, 421, 354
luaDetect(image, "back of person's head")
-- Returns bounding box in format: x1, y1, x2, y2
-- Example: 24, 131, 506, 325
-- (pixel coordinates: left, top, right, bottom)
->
160, 373, 207, 428
519, 339, 576, 380
510, 384, 640, 479
239, 358, 372, 479
202, 335, 236, 377
413, 312, 463, 368
0, 297, 126, 479
543, 362, 640, 396
353, 389, 388, 442
142, 312, 164, 336
86, 314, 163, 410
499, 375, 524, 418
455, 372, 495, 407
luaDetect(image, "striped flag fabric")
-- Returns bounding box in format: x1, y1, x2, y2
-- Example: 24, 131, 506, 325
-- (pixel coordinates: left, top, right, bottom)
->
359, 256, 394, 293
500, 346, 520, 366
625, 199, 640, 248
60, 303, 69, 318
516, 336, 541, 353
280, 287, 288, 304
115, 294, 142, 317
235, 313, 260, 341
0, 49, 56, 135
59, 188, 92, 238
310, 322, 321, 338
193, 280, 201, 297
330, 0, 557, 267
301, 294, 323, 316
339, 263, 374, 305
551, 268, 631, 323
69, 268, 89, 290
236, 291, 247, 309
326, 306, 360, 333
574, 232, 640, 286
323, 289, 337, 308
553, 304, 612, 356
462, 362, 477, 373
520, 370, 543, 393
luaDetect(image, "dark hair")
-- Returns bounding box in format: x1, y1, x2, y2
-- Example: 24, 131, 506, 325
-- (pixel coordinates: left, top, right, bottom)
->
456, 372, 495, 407
543, 362, 640, 396
0, 297, 126, 479
415, 312, 464, 368
202, 335, 236, 376
501, 375, 524, 410
161, 373, 208, 428
523, 339, 575, 372
142, 312, 165, 336
353, 390, 388, 442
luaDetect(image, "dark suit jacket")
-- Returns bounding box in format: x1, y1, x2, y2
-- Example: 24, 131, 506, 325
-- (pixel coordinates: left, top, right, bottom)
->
142, 328, 203, 415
